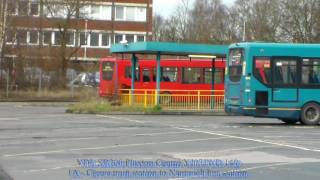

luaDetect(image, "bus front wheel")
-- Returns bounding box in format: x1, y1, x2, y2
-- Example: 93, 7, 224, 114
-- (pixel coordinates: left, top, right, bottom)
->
300, 103, 320, 125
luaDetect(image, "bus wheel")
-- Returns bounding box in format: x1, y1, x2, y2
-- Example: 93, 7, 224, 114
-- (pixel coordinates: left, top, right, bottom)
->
300, 103, 320, 125
279, 118, 298, 125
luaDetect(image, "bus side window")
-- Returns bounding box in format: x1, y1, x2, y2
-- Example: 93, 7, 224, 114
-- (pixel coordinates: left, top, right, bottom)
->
143, 69, 151, 82
159, 67, 178, 82
302, 58, 320, 85
274, 59, 297, 85
204, 68, 224, 84
182, 68, 202, 84
254, 57, 271, 85
125, 66, 140, 81
153, 67, 178, 82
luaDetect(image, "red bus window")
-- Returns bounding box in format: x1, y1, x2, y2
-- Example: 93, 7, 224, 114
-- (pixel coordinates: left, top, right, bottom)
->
143, 69, 151, 82
204, 68, 224, 84
162, 67, 178, 82
125, 66, 140, 81
102, 62, 114, 81
182, 68, 201, 84
152, 67, 178, 82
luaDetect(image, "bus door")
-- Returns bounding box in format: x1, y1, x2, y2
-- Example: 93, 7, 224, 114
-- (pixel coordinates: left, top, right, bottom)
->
271, 57, 299, 102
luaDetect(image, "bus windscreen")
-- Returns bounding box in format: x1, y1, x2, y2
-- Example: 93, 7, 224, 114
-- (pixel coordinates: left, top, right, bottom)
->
229, 49, 244, 82
102, 62, 114, 81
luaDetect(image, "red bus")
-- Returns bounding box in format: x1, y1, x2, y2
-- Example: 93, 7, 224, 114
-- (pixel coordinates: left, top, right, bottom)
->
99, 58, 226, 97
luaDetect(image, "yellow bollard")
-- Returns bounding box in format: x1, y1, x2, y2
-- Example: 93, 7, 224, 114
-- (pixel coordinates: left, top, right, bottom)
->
129, 89, 132, 106
154, 90, 158, 106
144, 90, 147, 108
197, 90, 200, 111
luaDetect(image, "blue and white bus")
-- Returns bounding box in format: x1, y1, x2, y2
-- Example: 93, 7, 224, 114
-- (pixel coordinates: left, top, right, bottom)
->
225, 42, 320, 125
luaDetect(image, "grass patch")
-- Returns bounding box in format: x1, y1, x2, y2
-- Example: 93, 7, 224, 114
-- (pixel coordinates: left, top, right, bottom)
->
66, 100, 162, 114
0, 87, 99, 101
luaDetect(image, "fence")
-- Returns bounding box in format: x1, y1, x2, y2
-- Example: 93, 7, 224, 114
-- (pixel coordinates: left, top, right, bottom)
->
119, 89, 225, 112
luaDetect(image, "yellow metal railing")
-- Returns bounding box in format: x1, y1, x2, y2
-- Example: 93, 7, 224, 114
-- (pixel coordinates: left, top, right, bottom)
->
119, 89, 225, 111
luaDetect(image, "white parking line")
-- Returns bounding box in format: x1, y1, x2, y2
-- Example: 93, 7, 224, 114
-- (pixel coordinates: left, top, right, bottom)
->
0, 137, 100, 146
23, 166, 76, 173
173, 127, 320, 152
3, 137, 229, 157
135, 131, 191, 136
0, 118, 19, 121
95, 115, 320, 153
96, 115, 145, 124
174, 145, 275, 156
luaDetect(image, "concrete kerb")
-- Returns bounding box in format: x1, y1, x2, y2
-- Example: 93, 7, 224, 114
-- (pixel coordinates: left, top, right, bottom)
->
98, 111, 230, 116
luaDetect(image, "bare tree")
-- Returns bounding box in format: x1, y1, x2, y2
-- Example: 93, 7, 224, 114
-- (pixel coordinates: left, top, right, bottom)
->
40, 0, 92, 88
188, 0, 229, 44
152, 14, 165, 41
152, 0, 191, 42
280, 0, 320, 43
0, 0, 7, 86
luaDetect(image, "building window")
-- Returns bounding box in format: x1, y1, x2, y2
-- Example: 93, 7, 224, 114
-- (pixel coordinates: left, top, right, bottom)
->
18, 1, 29, 16
6, 30, 15, 43
44, 4, 68, 18
54, 32, 61, 45
80, 5, 112, 20
101, 6, 112, 20
79, 6, 89, 18
30, 2, 40, 16
115, 6, 147, 22
125, 34, 134, 43
90, 5, 100, 19
28, 31, 39, 44
126, 7, 135, 21
114, 34, 123, 44
43, 31, 52, 45
136, 7, 147, 21
302, 59, 320, 85
182, 68, 202, 84
90, 33, 99, 46
17, 30, 28, 44
8, 2, 17, 15
115, 6, 124, 20
101, 33, 110, 47
137, 35, 145, 42
79, 32, 88, 46
55, 4, 68, 18
66, 32, 75, 46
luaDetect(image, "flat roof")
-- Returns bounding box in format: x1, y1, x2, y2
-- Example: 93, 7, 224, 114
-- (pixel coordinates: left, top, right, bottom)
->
111, 41, 228, 57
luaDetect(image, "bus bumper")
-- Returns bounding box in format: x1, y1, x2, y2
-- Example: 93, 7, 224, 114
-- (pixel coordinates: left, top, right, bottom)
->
225, 105, 301, 120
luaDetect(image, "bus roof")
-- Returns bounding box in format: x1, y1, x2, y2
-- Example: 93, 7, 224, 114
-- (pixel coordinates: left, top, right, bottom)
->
111, 41, 228, 57
229, 42, 320, 57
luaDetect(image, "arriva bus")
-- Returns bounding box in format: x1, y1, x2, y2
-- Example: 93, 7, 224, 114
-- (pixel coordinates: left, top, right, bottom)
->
100, 58, 225, 96
225, 43, 320, 125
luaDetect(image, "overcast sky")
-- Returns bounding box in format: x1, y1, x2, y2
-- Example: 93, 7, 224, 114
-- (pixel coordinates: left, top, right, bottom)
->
154, 0, 236, 18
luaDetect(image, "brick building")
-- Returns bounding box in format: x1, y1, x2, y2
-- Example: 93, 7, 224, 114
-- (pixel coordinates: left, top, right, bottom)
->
2, 0, 152, 61
0, 0, 153, 88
